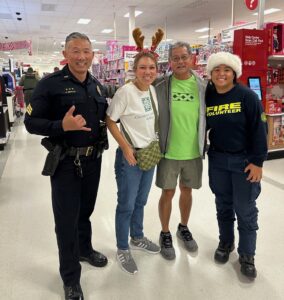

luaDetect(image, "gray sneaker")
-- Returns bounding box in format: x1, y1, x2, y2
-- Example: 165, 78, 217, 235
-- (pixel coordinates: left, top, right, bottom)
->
176, 224, 198, 252
117, 249, 138, 275
130, 237, 160, 254
159, 232, 176, 260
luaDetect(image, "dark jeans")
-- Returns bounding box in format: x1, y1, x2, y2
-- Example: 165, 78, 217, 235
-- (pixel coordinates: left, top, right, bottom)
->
208, 150, 261, 256
50, 155, 102, 286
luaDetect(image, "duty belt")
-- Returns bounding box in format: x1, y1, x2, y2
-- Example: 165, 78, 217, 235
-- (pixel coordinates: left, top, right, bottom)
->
68, 146, 95, 157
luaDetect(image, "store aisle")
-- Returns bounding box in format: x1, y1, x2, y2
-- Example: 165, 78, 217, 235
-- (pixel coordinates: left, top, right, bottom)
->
0, 121, 283, 300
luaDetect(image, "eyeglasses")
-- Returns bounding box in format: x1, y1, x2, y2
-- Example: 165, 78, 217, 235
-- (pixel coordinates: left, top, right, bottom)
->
171, 55, 190, 63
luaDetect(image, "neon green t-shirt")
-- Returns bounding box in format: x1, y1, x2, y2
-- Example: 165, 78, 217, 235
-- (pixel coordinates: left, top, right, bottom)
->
165, 75, 200, 160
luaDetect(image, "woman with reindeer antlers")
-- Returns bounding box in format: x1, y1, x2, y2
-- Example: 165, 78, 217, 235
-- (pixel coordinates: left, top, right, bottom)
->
106, 28, 164, 275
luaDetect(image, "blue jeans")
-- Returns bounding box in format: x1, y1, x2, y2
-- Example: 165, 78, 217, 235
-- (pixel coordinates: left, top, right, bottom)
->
208, 150, 261, 256
115, 148, 155, 250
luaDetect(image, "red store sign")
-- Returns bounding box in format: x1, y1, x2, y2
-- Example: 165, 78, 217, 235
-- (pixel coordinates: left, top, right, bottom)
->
244, 0, 258, 11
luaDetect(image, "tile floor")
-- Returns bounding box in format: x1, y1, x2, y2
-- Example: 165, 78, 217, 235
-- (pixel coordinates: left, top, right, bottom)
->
0, 120, 283, 300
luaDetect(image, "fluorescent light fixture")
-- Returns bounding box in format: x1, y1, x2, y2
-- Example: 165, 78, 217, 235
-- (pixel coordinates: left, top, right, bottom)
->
101, 29, 113, 33
253, 8, 281, 16
93, 48, 99, 51
4, 51, 10, 54
198, 35, 209, 39
54, 51, 60, 54
195, 27, 211, 33
165, 38, 173, 42
90, 39, 96, 42
77, 18, 91, 24
124, 11, 143, 18
94, 41, 106, 44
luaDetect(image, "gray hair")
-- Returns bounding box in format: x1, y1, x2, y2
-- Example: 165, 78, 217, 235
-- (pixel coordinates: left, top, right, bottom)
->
65, 32, 91, 46
169, 41, 192, 59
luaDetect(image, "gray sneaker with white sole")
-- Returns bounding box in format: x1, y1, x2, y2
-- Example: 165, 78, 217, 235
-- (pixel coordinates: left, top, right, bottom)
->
117, 249, 138, 275
130, 237, 160, 254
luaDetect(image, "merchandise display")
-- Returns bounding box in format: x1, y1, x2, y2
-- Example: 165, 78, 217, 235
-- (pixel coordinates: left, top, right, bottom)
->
233, 25, 284, 153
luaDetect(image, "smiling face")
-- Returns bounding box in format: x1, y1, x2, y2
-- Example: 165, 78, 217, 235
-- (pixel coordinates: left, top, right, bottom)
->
170, 46, 193, 80
63, 38, 94, 82
134, 56, 157, 91
211, 64, 235, 93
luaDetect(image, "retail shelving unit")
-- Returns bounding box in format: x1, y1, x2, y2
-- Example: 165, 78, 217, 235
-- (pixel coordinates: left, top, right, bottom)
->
233, 25, 284, 158
266, 55, 284, 156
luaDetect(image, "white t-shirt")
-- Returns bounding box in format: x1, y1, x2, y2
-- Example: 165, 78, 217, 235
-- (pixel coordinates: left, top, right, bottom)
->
107, 81, 158, 148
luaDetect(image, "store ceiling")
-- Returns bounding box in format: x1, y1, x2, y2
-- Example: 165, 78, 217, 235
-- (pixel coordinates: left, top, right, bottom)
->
0, 0, 284, 68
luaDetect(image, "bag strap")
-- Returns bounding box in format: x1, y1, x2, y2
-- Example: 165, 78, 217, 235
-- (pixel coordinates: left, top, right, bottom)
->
149, 88, 159, 135
121, 122, 133, 147
121, 87, 159, 147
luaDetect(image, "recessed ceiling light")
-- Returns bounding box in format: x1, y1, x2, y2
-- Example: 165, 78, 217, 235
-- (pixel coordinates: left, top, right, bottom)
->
253, 8, 281, 15
101, 29, 113, 33
77, 18, 91, 24
198, 35, 209, 39
195, 27, 212, 33
124, 11, 143, 18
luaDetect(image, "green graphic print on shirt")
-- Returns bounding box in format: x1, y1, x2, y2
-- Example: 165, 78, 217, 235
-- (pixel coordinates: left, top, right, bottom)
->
165, 75, 200, 160
141, 95, 152, 112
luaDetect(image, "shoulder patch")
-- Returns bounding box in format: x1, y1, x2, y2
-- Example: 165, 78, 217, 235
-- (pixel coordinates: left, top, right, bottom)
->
261, 112, 267, 122
26, 103, 33, 115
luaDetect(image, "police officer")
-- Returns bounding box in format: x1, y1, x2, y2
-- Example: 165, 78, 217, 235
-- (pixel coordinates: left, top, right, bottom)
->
25, 32, 108, 300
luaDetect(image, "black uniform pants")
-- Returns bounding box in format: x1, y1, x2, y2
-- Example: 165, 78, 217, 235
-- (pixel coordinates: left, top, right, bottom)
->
208, 150, 260, 256
50, 155, 102, 286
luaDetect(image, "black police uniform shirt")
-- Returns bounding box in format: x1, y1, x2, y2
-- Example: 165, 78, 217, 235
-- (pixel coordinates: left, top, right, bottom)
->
206, 83, 268, 167
24, 65, 107, 147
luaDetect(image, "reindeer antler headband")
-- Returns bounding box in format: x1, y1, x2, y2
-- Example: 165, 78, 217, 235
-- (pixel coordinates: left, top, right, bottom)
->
132, 27, 164, 57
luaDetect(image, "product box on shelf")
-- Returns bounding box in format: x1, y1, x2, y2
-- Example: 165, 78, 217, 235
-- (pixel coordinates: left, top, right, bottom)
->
267, 115, 284, 149
106, 40, 121, 61
265, 23, 284, 56
121, 45, 137, 57
266, 100, 282, 114
267, 68, 280, 85
279, 68, 284, 84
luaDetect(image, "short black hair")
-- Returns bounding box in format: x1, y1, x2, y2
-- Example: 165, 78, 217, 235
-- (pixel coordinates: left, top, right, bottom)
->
65, 32, 91, 45
169, 41, 192, 60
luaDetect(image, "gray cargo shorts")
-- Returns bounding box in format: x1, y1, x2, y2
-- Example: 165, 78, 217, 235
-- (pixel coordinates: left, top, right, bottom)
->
156, 157, 203, 189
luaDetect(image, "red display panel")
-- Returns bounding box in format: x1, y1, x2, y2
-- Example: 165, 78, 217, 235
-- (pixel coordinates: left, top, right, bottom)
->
234, 29, 267, 70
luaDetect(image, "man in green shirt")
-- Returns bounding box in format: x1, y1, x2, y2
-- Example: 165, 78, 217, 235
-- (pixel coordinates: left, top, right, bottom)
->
154, 42, 206, 260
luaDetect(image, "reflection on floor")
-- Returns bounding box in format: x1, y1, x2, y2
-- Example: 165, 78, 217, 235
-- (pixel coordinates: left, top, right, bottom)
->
0, 122, 283, 300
